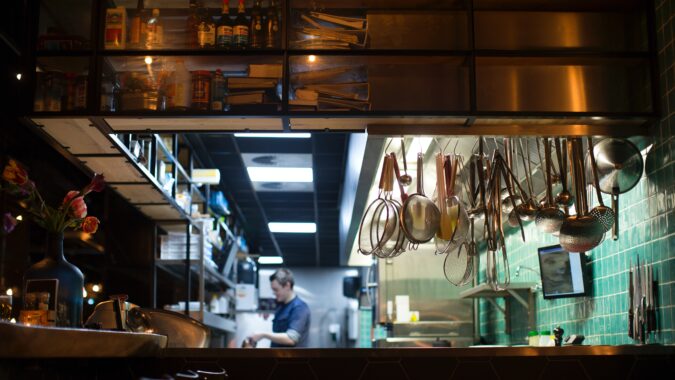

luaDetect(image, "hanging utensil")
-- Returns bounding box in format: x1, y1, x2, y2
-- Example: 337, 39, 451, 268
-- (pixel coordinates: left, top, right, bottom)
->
554, 138, 574, 208
535, 138, 565, 234
586, 137, 615, 233
358, 155, 391, 255
514, 138, 539, 221
371, 155, 400, 258
400, 152, 441, 246
501, 138, 523, 214
399, 138, 412, 187
559, 138, 605, 252
443, 242, 471, 286
587, 138, 643, 240
628, 260, 634, 339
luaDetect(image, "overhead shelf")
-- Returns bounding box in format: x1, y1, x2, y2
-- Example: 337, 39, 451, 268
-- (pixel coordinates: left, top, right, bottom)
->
32, 118, 118, 155
156, 259, 236, 289
460, 283, 537, 335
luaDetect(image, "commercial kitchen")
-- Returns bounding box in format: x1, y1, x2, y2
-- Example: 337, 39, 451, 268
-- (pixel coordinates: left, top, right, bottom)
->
0, 0, 674, 378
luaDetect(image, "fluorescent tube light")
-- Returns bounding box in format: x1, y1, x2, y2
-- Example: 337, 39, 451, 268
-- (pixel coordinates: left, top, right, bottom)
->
258, 256, 284, 265
234, 133, 311, 138
268, 222, 317, 233
247, 167, 313, 182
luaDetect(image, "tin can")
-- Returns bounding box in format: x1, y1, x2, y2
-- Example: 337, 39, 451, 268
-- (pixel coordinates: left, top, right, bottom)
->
191, 70, 211, 110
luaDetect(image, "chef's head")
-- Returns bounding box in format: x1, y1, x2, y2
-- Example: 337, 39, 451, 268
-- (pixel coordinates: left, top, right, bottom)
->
270, 268, 295, 303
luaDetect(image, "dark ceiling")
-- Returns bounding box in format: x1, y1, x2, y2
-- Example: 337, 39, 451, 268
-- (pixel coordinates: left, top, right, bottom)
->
191, 133, 349, 267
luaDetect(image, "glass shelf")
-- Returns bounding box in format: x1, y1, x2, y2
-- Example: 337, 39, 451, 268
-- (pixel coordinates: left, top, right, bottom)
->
34, 57, 90, 112
475, 56, 653, 113
104, 0, 282, 51
288, 55, 470, 112
102, 55, 283, 113
37, 0, 92, 51
474, 11, 648, 52
289, 0, 469, 50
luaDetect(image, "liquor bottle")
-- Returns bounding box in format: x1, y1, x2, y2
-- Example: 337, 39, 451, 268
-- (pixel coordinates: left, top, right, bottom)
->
211, 69, 227, 111
145, 8, 163, 49
186, 0, 200, 48
129, 0, 149, 48
249, 0, 263, 48
197, 1, 216, 48
216, 0, 233, 48
265, 0, 279, 48
233, 0, 249, 48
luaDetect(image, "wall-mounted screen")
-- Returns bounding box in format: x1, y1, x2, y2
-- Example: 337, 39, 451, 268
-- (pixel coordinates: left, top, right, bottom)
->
538, 244, 588, 299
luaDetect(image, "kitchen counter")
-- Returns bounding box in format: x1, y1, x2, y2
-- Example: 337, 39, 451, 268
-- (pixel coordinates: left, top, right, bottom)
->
2, 345, 673, 379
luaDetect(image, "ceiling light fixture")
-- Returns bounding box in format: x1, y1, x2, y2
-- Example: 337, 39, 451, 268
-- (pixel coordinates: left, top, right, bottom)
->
144, 56, 153, 65
268, 222, 316, 233
258, 256, 284, 264
234, 133, 311, 138
247, 167, 313, 182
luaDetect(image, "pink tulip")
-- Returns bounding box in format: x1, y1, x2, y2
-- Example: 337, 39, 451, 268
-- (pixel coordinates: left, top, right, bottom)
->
63, 190, 87, 219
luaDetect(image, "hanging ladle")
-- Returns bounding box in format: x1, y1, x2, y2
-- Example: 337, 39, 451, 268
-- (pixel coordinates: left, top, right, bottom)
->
558, 138, 605, 252
535, 137, 565, 234
399, 138, 412, 186
587, 137, 615, 233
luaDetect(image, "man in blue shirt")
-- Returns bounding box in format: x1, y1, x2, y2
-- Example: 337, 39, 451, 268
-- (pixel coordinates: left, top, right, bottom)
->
248, 268, 311, 347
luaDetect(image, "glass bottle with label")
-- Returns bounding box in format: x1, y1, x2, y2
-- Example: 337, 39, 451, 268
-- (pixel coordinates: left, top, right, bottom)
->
191, 70, 211, 110
233, 0, 249, 48
211, 69, 227, 111
186, 0, 200, 48
249, 0, 263, 48
265, 0, 280, 48
216, 0, 233, 48
145, 8, 163, 49
197, 1, 216, 48
129, 0, 148, 48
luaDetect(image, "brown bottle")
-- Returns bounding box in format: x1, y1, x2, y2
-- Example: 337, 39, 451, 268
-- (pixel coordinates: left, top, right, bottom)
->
249, 0, 264, 48
265, 0, 279, 48
186, 0, 200, 48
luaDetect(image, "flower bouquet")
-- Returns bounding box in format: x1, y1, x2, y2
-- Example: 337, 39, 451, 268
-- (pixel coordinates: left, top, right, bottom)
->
1, 158, 105, 327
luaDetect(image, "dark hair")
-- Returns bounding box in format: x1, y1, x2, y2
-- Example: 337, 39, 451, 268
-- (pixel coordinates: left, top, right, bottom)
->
270, 268, 294, 289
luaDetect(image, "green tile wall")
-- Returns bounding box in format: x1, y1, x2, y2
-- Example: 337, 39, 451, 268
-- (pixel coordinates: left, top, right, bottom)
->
478, 0, 675, 346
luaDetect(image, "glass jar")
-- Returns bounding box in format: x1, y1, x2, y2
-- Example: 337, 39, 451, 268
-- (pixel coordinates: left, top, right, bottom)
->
527, 330, 539, 346
538, 330, 552, 346
74, 74, 88, 110
191, 70, 211, 110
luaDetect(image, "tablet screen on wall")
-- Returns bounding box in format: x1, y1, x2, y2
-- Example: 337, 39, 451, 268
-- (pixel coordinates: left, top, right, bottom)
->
538, 244, 588, 299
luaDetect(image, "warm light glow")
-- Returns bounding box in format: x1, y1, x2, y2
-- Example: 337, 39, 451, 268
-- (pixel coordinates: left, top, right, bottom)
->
6, 289, 13, 296
144, 56, 153, 65
247, 167, 313, 182
269, 222, 316, 233
15, 215, 23, 221
258, 256, 284, 264
10, 318, 16, 324
234, 133, 311, 138
92, 284, 101, 293
406, 137, 433, 163
308, 55, 317, 63
83, 288, 88, 297
16, 73, 22, 80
